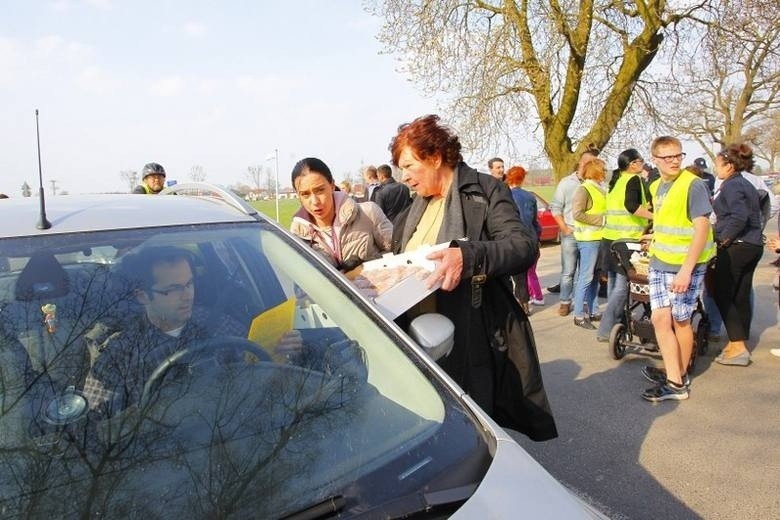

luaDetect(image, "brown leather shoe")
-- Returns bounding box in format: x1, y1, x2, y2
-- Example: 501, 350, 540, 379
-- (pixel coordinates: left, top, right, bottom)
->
558, 303, 571, 316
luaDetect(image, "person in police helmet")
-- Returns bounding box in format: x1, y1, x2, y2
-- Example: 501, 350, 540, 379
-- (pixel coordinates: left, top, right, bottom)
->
133, 163, 167, 194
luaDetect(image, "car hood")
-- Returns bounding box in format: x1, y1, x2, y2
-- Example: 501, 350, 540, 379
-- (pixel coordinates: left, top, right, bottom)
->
451, 396, 606, 519
452, 437, 605, 519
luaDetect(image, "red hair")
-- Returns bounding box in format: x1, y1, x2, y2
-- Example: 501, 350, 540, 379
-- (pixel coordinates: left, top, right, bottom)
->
390, 114, 462, 168
505, 166, 528, 186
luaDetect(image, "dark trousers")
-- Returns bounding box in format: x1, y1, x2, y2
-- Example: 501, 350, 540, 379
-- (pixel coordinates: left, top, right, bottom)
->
713, 242, 763, 341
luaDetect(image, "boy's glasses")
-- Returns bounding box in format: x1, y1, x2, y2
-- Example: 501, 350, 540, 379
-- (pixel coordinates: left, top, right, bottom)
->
653, 153, 686, 163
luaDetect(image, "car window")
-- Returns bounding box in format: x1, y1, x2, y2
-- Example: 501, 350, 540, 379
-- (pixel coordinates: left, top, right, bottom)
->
0, 221, 489, 518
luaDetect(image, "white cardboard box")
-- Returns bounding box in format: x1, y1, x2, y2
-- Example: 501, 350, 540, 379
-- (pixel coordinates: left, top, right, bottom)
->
359, 242, 449, 319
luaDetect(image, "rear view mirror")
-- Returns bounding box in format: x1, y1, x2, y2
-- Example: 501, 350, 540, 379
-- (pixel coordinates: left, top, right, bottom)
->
408, 313, 454, 361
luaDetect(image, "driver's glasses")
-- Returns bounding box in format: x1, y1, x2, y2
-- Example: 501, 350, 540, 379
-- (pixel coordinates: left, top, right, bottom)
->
149, 279, 195, 297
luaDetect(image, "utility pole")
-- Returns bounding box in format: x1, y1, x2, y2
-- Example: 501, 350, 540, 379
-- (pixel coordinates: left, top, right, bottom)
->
49, 179, 58, 196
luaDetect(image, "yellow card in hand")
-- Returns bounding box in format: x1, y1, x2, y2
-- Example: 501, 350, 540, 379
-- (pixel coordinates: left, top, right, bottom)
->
248, 297, 296, 360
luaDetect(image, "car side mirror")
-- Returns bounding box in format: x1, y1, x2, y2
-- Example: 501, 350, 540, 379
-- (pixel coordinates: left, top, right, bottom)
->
408, 313, 454, 361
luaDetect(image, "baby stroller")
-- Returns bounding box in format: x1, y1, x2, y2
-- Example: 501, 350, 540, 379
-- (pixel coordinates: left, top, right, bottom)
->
608, 239, 709, 372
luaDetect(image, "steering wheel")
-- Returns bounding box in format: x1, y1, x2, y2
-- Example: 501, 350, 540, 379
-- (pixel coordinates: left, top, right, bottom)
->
141, 336, 272, 408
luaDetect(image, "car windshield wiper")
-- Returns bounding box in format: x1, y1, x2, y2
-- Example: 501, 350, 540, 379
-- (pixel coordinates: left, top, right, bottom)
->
279, 483, 477, 520
280, 495, 346, 520
379, 483, 479, 519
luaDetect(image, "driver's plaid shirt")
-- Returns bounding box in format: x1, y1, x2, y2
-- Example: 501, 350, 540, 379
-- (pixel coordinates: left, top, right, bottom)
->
83, 306, 247, 416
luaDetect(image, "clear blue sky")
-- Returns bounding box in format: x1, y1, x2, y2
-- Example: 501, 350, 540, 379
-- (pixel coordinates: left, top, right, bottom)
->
0, 1, 442, 195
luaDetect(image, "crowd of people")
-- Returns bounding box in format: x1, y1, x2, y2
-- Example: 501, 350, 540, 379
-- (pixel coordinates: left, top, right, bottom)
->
286, 115, 557, 441
283, 127, 779, 409
126, 121, 778, 412
536, 137, 779, 403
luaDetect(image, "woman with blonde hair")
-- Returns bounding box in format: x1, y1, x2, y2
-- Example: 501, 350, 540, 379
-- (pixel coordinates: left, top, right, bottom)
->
571, 158, 607, 330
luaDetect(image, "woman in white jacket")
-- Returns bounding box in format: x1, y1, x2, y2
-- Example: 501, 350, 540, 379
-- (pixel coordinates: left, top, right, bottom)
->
290, 157, 393, 271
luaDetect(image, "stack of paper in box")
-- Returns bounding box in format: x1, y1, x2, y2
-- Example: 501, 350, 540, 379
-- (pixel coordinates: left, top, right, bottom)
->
352, 242, 448, 319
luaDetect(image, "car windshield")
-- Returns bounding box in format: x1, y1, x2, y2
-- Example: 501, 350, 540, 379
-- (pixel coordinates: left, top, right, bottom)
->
0, 221, 489, 518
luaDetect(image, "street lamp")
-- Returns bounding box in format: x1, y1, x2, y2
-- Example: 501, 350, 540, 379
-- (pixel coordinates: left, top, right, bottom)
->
265, 148, 280, 221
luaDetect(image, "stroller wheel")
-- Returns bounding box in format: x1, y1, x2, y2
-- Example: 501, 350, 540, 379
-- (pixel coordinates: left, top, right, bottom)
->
609, 323, 627, 360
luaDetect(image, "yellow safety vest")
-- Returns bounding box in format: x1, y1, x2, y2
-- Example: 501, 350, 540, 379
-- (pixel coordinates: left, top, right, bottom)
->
649, 170, 715, 265
602, 173, 649, 240
573, 181, 606, 241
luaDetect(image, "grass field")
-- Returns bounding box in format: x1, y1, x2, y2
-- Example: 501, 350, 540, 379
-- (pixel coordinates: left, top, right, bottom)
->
526, 184, 556, 201
250, 199, 300, 228
251, 183, 557, 229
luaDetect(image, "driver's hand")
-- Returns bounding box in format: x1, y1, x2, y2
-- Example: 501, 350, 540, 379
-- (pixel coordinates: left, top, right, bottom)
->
275, 330, 303, 363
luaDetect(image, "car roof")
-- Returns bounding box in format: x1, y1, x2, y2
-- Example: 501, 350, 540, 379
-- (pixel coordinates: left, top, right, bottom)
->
0, 192, 260, 238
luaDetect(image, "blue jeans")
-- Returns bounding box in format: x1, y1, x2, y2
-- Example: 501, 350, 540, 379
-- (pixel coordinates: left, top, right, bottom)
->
559, 233, 579, 304
574, 240, 599, 318
597, 271, 628, 337
703, 288, 722, 335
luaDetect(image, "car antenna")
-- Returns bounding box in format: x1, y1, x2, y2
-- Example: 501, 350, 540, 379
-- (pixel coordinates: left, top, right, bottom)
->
35, 109, 52, 230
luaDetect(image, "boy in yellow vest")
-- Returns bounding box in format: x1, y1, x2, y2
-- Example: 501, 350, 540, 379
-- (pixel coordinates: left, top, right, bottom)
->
642, 136, 715, 402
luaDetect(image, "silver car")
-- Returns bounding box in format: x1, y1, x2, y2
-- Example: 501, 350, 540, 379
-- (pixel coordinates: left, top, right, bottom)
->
0, 185, 601, 518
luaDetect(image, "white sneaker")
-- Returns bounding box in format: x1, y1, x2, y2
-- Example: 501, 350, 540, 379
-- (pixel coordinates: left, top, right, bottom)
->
530, 298, 545, 306
770, 348, 780, 358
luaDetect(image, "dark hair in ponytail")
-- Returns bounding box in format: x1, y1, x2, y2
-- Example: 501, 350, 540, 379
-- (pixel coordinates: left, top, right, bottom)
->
609, 149, 642, 192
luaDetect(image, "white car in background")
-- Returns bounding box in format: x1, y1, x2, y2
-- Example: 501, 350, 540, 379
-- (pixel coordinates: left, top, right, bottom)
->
0, 184, 602, 518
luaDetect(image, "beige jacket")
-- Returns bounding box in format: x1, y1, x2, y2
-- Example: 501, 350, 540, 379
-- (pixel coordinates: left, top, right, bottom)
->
290, 191, 393, 269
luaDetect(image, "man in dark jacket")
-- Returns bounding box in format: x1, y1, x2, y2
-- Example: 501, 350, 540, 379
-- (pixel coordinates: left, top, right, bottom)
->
372, 164, 412, 222
82, 246, 250, 415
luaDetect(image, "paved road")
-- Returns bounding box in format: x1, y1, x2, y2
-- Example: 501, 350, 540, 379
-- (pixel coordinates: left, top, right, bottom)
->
510, 240, 780, 520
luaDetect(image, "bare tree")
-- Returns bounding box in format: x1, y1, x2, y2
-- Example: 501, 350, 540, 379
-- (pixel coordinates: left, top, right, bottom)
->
189, 165, 207, 182
650, 0, 780, 158
245, 165, 266, 191
747, 111, 780, 170
120, 170, 138, 192
369, 0, 711, 179
341, 171, 357, 186
264, 167, 275, 196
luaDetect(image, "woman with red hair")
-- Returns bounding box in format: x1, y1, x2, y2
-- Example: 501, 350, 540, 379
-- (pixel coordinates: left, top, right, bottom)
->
506, 165, 544, 313
389, 114, 557, 442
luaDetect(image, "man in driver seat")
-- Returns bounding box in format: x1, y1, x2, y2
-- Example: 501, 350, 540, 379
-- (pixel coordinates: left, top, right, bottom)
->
83, 246, 251, 415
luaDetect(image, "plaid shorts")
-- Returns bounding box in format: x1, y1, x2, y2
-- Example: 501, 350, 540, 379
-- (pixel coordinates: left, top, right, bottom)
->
648, 265, 706, 322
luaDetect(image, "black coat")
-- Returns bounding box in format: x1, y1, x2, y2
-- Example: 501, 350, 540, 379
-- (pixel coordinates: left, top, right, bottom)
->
373, 177, 412, 223
393, 164, 557, 441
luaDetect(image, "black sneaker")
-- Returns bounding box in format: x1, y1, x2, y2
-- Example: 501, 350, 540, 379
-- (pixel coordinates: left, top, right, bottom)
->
641, 366, 691, 388
547, 283, 561, 294
642, 382, 689, 402
573, 317, 596, 330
